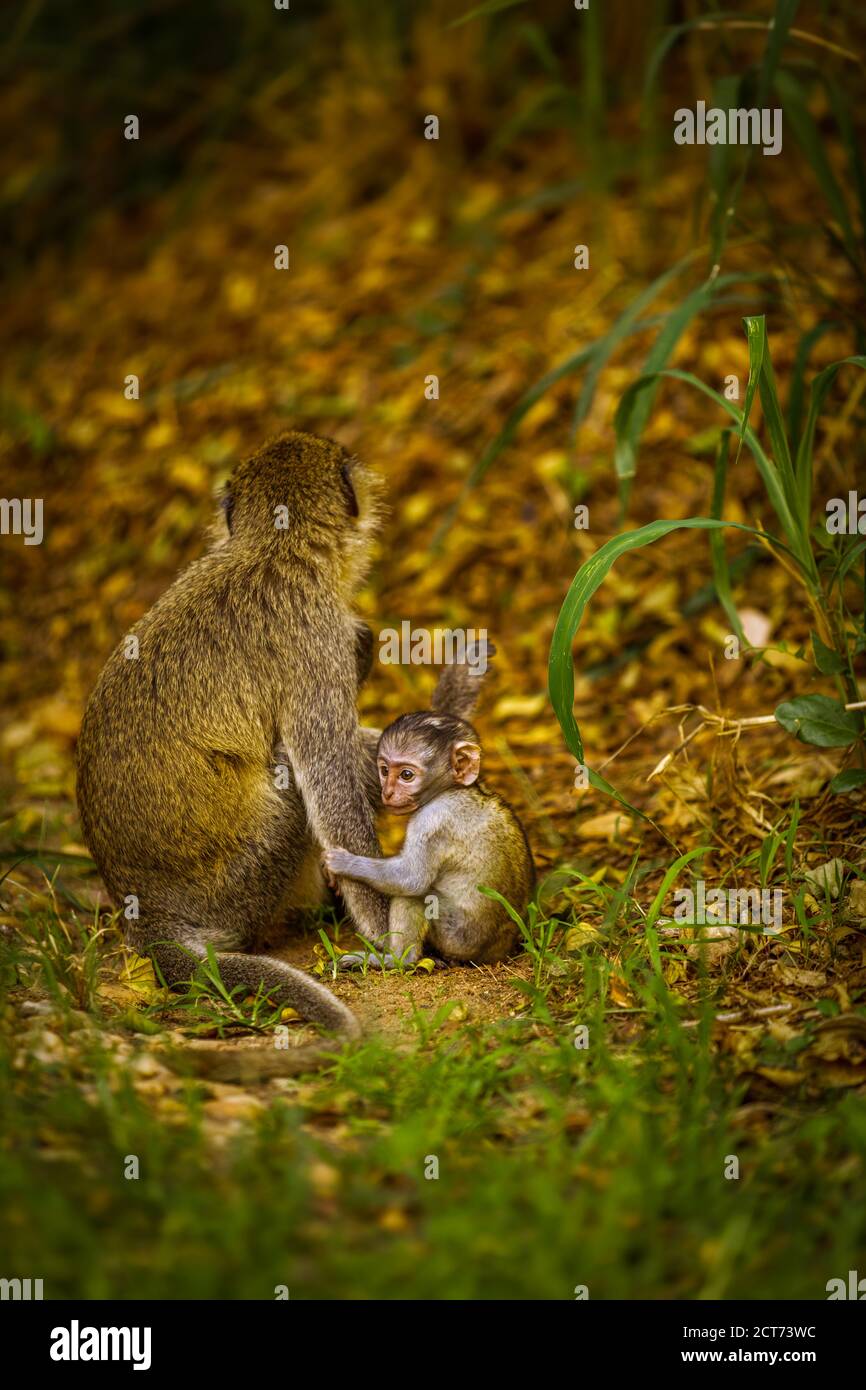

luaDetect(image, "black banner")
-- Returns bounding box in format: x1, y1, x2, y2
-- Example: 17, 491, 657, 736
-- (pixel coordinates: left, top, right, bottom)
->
5, 1299, 864, 1375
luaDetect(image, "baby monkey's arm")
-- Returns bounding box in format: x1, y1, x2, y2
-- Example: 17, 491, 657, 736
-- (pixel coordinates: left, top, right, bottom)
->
324, 841, 437, 898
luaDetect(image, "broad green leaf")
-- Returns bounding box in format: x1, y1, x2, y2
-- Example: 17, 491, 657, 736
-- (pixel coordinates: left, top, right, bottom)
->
774, 695, 862, 747
810, 632, 845, 675
830, 769, 866, 795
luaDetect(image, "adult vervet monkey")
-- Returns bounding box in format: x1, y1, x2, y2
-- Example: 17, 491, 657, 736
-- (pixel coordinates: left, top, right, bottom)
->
77, 432, 388, 1041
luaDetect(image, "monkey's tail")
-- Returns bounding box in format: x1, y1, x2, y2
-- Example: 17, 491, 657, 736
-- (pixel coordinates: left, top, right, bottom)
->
214, 951, 360, 1037
149, 941, 360, 1080
430, 639, 496, 719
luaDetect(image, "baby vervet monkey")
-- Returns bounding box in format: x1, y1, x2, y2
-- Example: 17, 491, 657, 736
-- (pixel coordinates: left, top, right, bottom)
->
324, 650, 535, 968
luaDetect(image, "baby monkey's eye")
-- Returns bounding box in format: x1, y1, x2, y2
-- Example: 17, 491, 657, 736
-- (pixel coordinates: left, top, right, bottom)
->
399, 769, 415, 782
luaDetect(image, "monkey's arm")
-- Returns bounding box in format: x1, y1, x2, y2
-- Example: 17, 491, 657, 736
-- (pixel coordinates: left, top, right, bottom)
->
324, 841, 440, 898
284, 631, 390, 940
358, 724, 383, 809
354, 621, 375, 689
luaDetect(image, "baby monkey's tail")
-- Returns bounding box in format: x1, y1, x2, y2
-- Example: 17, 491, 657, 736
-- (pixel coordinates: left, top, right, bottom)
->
430, 638, 496, 720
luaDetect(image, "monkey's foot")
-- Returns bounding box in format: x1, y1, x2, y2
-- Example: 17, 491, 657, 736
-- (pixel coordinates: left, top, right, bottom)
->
338, 949, 406, 971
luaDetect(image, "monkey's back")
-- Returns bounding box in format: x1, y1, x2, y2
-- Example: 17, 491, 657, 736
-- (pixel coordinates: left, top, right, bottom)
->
426, 786, 534, 961
75, 548, 316, 915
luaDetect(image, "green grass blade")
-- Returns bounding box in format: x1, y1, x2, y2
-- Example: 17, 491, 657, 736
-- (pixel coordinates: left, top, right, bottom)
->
548, 518, 778, 803
757, 0, 800, 107
613, 274, 768, 501
516, 22, 561, 76
614, 368, 802, 548
642, 12, 740, 103
709, 430, 746, 643
645, 846, 710, 932
572, 252, 700, 433
581, 0, 605, 187
788, 320, 840, 449
794, 356, 866, 523
647, 3, 796, 268
834, 537, 866, 586
431, 306, 661, 546
737, 312, 765, 465
433, 274, 765, 545
742, 315, 799, 534
429, 340, 596, 548
825, 77, 866, 260
707, 74, 742, 266
707, 0, 795, 269
774, 69, 857, 261
477, 885, 528, 933
448, 0, 527, 27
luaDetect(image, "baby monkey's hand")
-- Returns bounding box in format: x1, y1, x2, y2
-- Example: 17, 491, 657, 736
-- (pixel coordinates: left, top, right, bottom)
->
323, 846, 358, 879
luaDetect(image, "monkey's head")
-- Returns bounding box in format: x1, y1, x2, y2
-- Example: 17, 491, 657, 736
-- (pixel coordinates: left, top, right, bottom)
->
216, 432, 383, 589
376, 711, 481, 815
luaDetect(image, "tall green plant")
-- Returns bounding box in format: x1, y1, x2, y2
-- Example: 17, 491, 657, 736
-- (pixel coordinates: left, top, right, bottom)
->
549, 316, 866, 809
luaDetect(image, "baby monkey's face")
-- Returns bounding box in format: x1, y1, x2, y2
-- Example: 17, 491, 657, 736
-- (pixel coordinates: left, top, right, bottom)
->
376, 746, 431, 815
377, 714, 482, 815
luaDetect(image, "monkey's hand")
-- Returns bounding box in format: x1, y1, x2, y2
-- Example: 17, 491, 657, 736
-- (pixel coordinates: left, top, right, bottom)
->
323, 846, 363, 880
325, 846, 428, 896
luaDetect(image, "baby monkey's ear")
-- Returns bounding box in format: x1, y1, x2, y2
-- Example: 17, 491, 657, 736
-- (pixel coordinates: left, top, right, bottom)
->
451, 740, 481, 786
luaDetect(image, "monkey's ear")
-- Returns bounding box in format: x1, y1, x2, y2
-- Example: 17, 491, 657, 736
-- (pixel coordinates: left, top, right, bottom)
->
220, 486, 235, 535
340, 461, 359, 519
451, 740, 481, 786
